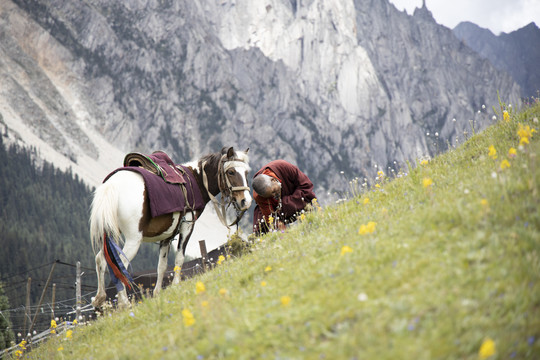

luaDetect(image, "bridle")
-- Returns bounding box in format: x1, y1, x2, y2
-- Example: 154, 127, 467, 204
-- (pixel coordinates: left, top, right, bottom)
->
201, 153, 250, 228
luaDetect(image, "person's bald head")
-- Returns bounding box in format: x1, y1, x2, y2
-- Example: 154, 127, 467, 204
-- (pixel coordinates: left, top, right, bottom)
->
253, 174, 281, 199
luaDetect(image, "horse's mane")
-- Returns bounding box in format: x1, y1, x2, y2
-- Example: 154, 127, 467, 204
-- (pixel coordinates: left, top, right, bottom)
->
198, 147, 250, 170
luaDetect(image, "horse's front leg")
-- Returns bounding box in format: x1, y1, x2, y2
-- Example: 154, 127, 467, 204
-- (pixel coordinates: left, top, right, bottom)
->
153, 241, 170, 296
173, 212, 195, 285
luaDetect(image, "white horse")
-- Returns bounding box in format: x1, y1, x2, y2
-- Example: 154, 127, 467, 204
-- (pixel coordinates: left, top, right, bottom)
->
90, 147, 251, 308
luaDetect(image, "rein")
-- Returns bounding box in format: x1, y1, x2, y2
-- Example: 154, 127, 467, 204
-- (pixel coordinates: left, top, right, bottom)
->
201, 154, 250, 229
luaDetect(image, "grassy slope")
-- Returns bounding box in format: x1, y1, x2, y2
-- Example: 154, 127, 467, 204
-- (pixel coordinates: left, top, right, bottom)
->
27, 102, 539, 359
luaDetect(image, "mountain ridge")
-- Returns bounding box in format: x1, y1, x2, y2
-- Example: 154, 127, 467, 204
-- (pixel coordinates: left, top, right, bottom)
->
0, 0, 522, 202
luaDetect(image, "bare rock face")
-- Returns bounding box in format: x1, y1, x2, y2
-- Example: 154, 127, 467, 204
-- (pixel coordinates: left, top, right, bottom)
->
454, 21, 540, 99
0, 0, 521, 199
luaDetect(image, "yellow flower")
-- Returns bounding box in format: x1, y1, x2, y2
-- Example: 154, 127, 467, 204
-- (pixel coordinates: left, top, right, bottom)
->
50, 319, 57, 328
174, 265, 181, 273
280, 295, 291, 307
488, 145, 497, 159
300, 213, 306, 221
422, 177, 433, 188
375, 183, 381, 188
72, 319, 78, 325
264, 266, 272, 272
500, 159, 510, 170
195, 281, 206, 294
518, 123, 536, 145
358, 221, 377, 235
182, 308, 195, 327
480, 199, 489, 208
508, 147, 517, 157
219, 288, 228, 296
57, 346, 64, 352
420, 159, 429, 166
50, 329, 56, 334
363, 197, 370, 205
340, 245, 353, 256
267, 215, 274, 224
261, 281, 267, 287
478, 337, 496, 359
503, 110, 510, 122
377, 170, 385, 179
66, 330, 73, 339
201, 300, 209, 308
217, 255, 225, 265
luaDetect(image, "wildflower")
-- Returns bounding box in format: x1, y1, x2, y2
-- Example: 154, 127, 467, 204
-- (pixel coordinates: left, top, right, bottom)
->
264, 266, 272, 273
420, 159, 429, 166
488, 145, 497, 159
478, 337, 496, 359
363, 197, 370, 205
377, 170, 385, 179
375, 183, 381, 188
508, 147, 517, 158
340, 245, 353, 256
57, 346, 64, 352
51, 319, 57, 328
219, 288, 228, 296
300, 213, 306, 221
72, 319, 78, 325
267, 215, 274, 225
201, 301, 209, 308
480, 199, 489, 208
174, 265, 181, 274
518, 123, 536, 145
280, 295, 291, 307
500, 159, 510, 170
422, 177, 433, 188
358, 221, 377, 235
182, 308, 195, 327
503, 110, 510, 122
66, 330, 73, 339
14, 350, 23, 358
261, 281, 267, 287
195, 281, 206, 294
217, 255, 225, 265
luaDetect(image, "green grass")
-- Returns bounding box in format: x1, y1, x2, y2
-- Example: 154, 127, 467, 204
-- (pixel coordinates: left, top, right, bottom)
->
23, 101, 540, 359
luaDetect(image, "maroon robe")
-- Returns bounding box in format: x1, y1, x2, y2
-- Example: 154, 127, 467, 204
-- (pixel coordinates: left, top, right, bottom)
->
253, 160, 316, 234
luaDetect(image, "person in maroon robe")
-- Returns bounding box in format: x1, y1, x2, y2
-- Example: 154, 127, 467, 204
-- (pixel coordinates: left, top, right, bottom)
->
252, 159, 317, 234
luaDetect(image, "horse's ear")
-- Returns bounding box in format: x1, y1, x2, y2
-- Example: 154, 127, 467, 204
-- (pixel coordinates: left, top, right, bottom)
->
226, 147, 235, 158
245, 147, 249, 154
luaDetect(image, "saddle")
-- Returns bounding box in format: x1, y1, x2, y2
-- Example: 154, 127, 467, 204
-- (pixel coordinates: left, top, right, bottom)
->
123, 151, 186, 185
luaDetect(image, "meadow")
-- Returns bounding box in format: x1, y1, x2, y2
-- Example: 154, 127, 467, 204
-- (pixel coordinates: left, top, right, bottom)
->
15, 99, 540, 359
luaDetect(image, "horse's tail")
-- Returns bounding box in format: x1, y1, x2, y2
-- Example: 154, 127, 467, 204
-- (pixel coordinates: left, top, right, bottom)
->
90, 181, 121, 255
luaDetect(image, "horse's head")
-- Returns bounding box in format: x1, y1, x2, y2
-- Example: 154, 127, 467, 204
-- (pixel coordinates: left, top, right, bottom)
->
220, 146, 252, 211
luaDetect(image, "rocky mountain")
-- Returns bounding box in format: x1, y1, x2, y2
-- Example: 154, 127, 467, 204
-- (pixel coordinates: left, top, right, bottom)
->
0, 0, 521, 205
454, 21, 540, 99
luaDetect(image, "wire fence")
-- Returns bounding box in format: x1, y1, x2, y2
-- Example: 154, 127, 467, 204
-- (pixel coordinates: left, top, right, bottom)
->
0, 242, 228, 358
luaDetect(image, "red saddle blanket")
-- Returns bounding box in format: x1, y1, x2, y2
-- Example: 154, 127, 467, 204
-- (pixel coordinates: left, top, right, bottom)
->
104, 163, 205, 218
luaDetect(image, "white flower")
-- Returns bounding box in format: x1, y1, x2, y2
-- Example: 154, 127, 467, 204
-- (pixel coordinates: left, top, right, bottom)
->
357, 292, 368, 301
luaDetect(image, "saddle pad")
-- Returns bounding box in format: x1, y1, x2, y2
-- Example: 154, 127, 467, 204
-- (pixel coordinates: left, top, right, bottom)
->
123, 151, 186, 185
103, 165, 205, 218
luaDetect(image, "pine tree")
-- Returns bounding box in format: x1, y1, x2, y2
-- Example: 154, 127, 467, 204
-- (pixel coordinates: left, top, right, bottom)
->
0, 283, 15, 351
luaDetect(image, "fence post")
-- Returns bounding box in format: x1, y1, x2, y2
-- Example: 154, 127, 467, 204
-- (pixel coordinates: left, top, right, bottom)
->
23, 277, 31, 336
28, 261, 57, 338
76, 261, 81, 322
51, 284, 56, 321
199, 240, 208, 272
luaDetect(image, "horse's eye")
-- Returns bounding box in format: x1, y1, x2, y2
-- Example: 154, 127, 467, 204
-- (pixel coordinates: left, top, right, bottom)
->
227, 170, 235, 176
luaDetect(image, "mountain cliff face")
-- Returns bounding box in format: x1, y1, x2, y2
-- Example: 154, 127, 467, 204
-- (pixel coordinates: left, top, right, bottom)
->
453, 21, 540, 99
0, 0, 521, 202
